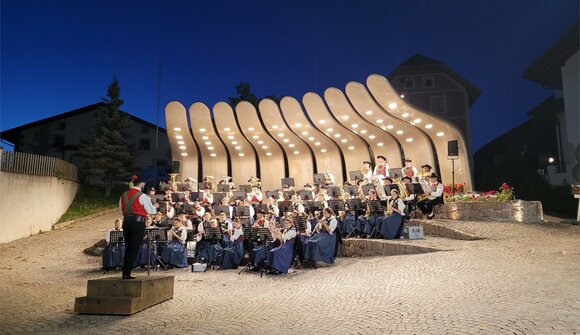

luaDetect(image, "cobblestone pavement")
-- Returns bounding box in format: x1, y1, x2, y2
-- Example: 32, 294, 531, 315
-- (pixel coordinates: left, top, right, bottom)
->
0, 211, 579, 335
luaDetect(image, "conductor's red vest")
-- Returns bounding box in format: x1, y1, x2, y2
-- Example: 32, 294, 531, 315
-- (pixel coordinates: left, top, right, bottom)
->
376, 164, 387, 176
120, 188, 147, 217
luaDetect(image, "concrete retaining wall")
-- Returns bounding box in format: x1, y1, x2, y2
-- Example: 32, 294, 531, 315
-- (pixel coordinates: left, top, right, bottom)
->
439, 200, 543, 223
0, 171, 79, 244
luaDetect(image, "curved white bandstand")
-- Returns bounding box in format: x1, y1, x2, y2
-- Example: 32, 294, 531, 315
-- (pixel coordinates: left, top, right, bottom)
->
165, 75, 472, 191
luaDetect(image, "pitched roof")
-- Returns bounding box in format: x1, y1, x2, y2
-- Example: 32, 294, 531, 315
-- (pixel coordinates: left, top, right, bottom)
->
388, 53, 481, 106
524, 21, 579, 89
0, 103, 166, 143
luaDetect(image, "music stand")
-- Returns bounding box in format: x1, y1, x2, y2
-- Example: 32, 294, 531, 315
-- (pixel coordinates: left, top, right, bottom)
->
214, 205, 230, 217
327, 186, 340, 198
159, 202, 169, 214
346, 199, 364, 238
367, 199, 384, 238
171, 192, 186, 203
183, 204, 194, 214
212, 192, 226, 206
349, 171, 363, 182
266, 191, 279, 199
305, 201, 322, 213
178, 183, 190, 192
328, 200, 345, 213
238, 227, 258, 274
406, 183, 426, 219
146, 228, 169, 273
239, 185, 252, 194
299, 190, 313, 201
388, 168, 401, 179
158, 183, 171, 191
234, 206, 251, 219
256, 228, 274, 277
313, 173, 325, 185
277, 201, 293, 215
152, 194, 165, 204
283, 191, 296, 200
109, 231, 124, 244
232, 191, 245, 201
189, 192, 203, 202
281, 178, 295, 188
361, 185, 374, 196
217, 184, 230, 192
201, 227, 222, 270
344, 185, 358, 198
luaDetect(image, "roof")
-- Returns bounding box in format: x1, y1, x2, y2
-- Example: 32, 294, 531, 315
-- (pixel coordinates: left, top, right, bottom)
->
527, 95, 565, 119
524, 21, 579, 89
0, 102, 166, 143
388, 53, 481, 106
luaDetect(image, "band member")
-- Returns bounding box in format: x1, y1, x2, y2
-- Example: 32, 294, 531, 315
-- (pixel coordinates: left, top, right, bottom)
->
247, 185, 263, 204
304, 208, 338, 264
161, 218, 188, 268
417, 173, 444, 219
192, 199, 205, 217
419, 164, 433, 179
217, 212, 233, 243
119, 176, 157, 279
378, 189, 405, 239
401, 158, 419, 178
372, 155, 390, 180
323, 168, 336, 185
202, 185, 213, 206
267, 218, 297, 274
267, 197, 280, 220
252, 209, 269, 228
361, 161, 373, 181
102, 219, 124, 270
177, 211, 193, 230
151, 212, 167, 227
195, 219, 222, 264
362, 190, 384, 237
217, 217, 245, 269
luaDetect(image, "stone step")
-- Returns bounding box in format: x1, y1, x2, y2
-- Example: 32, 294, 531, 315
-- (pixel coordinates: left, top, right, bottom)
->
75, 275, 174, 315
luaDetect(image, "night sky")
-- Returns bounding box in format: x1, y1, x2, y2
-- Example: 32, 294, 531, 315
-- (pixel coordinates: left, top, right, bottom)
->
1, 0, 578, 152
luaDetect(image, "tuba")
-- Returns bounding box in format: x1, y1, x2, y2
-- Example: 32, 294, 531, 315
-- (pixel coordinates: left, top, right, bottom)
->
205, 176, 216, 192
248, 176, 261, 188
393, 178, 409, 199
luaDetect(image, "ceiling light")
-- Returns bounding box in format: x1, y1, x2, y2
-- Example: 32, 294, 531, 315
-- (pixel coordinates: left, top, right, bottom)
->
228, 135, 234, 139
360, 130, 367, 134
341, 115, 349, 120
386, 125, 394, 130
352, 124, 358, 128
302, 131, 308, 135
266, 152, 272, 156
400, 94, 405, 98
334, 134, 341, 138
308, 137, 315, 141
252, 135, 259, 139
295, 123, 302, 128
238, 153, 245, 157
289, 143, 295, 148
377, 119, 383, 124
177, 141, 185, 145
207, 147, 214, 150
377, 142, 384, 147
210, 153, 216, 157
396, 130, 404, 135
232, 141, 238, 145
235, 146, 241, 150
348, 146, 355, 150
201, 136, 209, 140
283, 139, 290, 143
369, 135, 376, 139
320, 120, 326, 124
365, 110, 373, 115
224, 127, 231, 131
388, 102, 397, 109
247, 127, 254, 131
179, 146, 186, 150
425, 124, 433, 129
341, 139, 347, 143
326, 128, 333, 132
436, 132, 445, 137
278, 133, 284, 137
204, 141, 211, 145
272, 125, 279, 129
293, 151, 300, 154
261, 145, 268, 149
199, 128, 206, 132
175, 135, 183, 140
321, 149, 327, 153
180, 153, 188, 156
173, 127, 181, 131
401, 113, 410, 118
314, 142, 320, 146
413, 118, 422, 123
406, 138, 414, 142
257, 140, 264, 144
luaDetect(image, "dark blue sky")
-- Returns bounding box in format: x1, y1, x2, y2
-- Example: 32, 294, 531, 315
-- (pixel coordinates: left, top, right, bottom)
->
1, 0, 578, 152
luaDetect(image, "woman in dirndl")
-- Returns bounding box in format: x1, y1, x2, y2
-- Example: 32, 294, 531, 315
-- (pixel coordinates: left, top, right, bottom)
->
161, 218, 188, 268
378, 189, 405, 239
268, 218, 297, 274
218, 218, 245, 269
304, 208, 338, 264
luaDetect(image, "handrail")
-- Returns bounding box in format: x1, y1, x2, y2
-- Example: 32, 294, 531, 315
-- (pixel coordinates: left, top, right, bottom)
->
0, 149, 78, 182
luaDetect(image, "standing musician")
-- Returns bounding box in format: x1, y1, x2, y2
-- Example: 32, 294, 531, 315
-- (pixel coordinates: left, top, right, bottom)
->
323, 167, 336, 185
419, 164, 433, 180
361, 161, 373, 181
202, 185, 213, 207
417, 173, 444, 220
372, 155, 390, 180
247, 185, 263, 205
304, 208, 338, 264
401, 158, 419, 178
161, 218, 188, 268
118, 176, 157, 279
252, 209, 269, 228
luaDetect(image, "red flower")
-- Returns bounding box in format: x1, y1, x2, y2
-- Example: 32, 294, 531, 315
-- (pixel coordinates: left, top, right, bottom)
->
500, 182, 512, 191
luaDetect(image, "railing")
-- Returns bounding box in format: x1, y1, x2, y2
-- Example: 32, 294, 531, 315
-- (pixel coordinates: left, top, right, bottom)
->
0, 149, 79, 182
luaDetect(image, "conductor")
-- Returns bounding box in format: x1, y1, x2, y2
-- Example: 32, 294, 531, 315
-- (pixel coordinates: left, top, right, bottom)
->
119, 176, 157, 279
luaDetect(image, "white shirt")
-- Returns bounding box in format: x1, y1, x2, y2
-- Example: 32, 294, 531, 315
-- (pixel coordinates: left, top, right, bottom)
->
247, 190, 263, 202
401, 166, 419, 177
328, 216, 338, 234
231, 226, 244, 241
118, 187, 157, 216
168, 227, 187, 244
428, 182, 444, 200
362, 169, 372, 180
195, 206, 205, 217
180, 219, 193, 230
166, 206, 175, 219
390, 198, 406, 213
373, 163, 390, 179
282, 228, 297, 242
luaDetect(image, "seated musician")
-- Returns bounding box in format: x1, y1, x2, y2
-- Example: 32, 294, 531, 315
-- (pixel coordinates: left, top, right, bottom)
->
102, 219, 124, 270
378, 189, 406, 239
252, 209, 269, 228
178, 211, 193, 229
401, 158, 419, 178
195, 219, 222, 264
217, 217, 245, 269
202, 185, 213, 207
419, 164, 432, 180
193, 199, 205, 217
267, 197, 280, 221
217, 212, 233, 244
247, 185, 263, 205
417, 173, 444, 219
242, 198, 255, 222
219, 197, 234, 217
361, 161, 373, 181
372, 155, 389, 180
161, 218, 188, 268
148, 187, 157, 206
304, 208, 338, 264
315, 192, 329, 209
362, 190, 384, 238
152, 212, 166, 227
135, 216, 157, 267
401, 176, 415, 216
267, 218, 297, 274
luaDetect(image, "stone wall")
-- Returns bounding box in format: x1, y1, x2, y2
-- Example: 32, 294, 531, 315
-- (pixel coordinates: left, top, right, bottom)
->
340, 239, 442, 257
0, 171, 79, 244
439, 200, 543, 223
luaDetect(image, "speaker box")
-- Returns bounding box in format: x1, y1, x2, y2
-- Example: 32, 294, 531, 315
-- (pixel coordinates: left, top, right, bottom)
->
447, 140, 459, 158
171, 160, 181, 174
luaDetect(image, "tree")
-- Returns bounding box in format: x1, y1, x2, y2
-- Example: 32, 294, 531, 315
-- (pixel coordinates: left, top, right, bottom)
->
79, 77, 135, 195
227, 82, 281, 108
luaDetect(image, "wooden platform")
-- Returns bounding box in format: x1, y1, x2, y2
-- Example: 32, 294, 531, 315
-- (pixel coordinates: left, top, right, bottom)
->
74, 275, 174, 315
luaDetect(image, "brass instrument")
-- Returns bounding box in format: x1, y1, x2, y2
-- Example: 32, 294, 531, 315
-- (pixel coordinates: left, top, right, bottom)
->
373, 178, 388, 201
205, 176, 217, 192
248, 176, 261, 188
393, 178, 409, 199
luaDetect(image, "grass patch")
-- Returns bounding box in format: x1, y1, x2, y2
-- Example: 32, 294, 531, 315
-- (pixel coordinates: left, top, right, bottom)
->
57, 186, 122, 223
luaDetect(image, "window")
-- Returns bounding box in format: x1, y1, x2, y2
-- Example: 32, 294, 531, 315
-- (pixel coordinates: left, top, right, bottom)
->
52, 135, 65, 147
431, 96, 446, 114
56, 121, 66, 130
141, 126, 149, 134
402, 77, 415, 89
139, 139, 151, 150
423, 77, 434, 88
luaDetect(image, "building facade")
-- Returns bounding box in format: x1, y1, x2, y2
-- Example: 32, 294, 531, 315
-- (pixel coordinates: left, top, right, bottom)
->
0, 103, 172, 180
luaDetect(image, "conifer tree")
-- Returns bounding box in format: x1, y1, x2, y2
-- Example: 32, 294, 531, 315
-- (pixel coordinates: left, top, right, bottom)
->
80, 77, 135, 195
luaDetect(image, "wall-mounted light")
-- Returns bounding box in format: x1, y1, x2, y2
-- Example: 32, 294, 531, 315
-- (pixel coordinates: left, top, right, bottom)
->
173, 127, 181, 131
